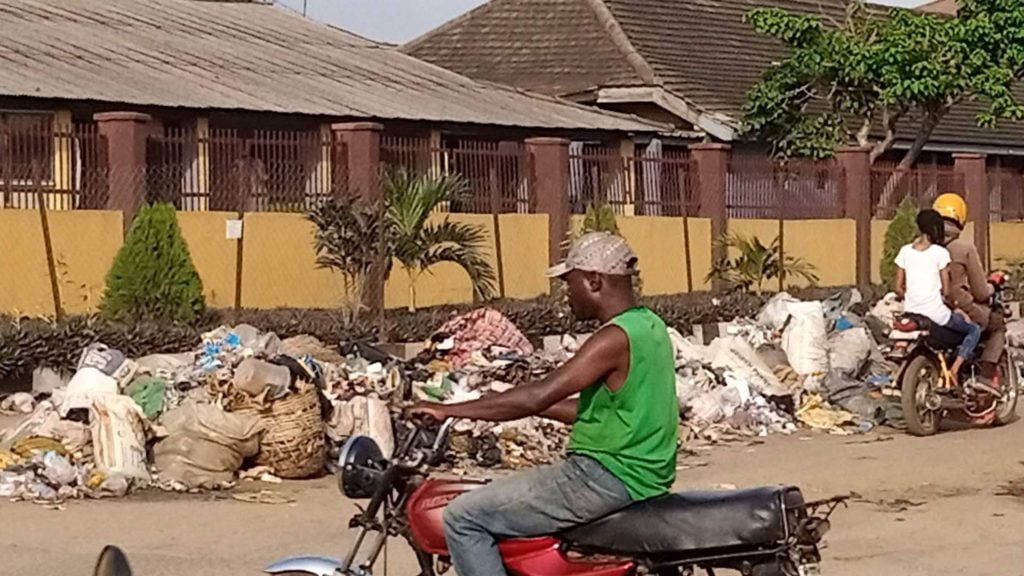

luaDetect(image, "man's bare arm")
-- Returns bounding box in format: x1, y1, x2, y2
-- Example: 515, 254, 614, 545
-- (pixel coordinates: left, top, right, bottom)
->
540, 398, 578, 424
409, 327, 627, 423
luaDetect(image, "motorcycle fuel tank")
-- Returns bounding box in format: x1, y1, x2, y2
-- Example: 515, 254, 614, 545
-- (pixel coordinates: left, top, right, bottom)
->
405, 478, 634, 576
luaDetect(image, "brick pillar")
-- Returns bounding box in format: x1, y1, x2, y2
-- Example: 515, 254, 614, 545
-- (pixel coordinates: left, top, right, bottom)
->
526, 137, 571, 270
689, 143, 730, 289
332, 122, 383, 201
332, 122, 385, 312
838, 146, 872, 287
94, 112, 153, 231
955, 153, 989, 266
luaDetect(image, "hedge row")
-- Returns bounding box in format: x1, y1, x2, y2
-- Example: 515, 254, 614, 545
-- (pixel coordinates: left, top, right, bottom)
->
1, 286, 881, 384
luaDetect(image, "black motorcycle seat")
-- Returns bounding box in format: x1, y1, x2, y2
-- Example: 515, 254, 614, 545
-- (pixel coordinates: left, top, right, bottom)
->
902, 312, 969, 352
562, 485, 804, 555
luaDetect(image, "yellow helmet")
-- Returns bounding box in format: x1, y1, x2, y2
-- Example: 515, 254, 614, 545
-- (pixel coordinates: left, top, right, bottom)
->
933, 193, 967, 227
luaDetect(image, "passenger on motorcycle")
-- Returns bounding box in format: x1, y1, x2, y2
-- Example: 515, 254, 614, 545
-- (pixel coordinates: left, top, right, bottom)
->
894, 209, 982, 383
934, 192, 1007, 390
408, 232, 678, 576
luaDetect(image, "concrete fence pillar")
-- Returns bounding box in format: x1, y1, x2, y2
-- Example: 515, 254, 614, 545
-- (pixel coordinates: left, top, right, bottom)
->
331, 122, 385, 313
689, 143, 730, 289
525, 137, 571, 272
94, 112, 154, 231
331, 122, 383, 201
838, 146, 873, 287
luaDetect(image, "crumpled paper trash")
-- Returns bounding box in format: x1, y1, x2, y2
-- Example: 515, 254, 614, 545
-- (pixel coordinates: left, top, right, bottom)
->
797, 395, 856, 432
0, 393, 35, 415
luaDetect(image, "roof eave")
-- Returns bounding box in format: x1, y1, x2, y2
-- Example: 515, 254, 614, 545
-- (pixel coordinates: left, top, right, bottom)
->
594, 86, 737, 141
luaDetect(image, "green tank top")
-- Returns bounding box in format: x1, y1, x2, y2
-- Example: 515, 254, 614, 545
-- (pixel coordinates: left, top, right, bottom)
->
568, 307, 678, 501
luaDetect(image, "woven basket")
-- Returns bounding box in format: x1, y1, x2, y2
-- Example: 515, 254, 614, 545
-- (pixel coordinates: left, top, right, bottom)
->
237, 384, 326, 479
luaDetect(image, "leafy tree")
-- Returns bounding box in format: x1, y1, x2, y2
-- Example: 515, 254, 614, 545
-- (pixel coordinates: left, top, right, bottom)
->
309, 195, 394, 324
708, 233, 819, 295
881, 197, 920, 288
743, 0, 1024, 186
100, 203, 206, 324
310, 170, 497, 314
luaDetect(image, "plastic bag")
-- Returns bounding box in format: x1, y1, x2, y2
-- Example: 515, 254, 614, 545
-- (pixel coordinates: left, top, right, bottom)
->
828, 327, 875, 375
125, 377, 167, 421
77, 343, 126, 376
153, 402, 263, 489
869, 292, 903, 330
781, 301, 829, 376
90, 395, 150, 482
232, 358, 290, 399
757, 292, 798, 331
61, 367, 118, 417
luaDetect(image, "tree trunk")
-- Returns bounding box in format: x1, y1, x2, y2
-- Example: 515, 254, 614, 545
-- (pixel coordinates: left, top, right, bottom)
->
407, 269, 417, 313
876, 115, 941, 211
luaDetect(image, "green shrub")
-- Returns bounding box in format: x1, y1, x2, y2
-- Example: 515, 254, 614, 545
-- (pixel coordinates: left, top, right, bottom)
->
100, 203, 206, 324
581, 203, 621, 235
881, 197, 919, 289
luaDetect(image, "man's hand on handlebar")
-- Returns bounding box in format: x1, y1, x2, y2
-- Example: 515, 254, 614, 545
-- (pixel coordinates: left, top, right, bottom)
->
405, 402, 449, 425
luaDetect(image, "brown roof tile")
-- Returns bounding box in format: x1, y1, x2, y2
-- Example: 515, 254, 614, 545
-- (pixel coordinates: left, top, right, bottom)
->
406, 0, 1024, 150
403, 0, 646, 96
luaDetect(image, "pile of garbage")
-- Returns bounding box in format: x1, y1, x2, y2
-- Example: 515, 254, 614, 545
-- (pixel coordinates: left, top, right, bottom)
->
0, 288, 934, 504
662, 289, 901, 443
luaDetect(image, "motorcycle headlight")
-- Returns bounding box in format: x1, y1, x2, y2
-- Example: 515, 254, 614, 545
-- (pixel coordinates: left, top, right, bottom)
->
337, 435, 385, 499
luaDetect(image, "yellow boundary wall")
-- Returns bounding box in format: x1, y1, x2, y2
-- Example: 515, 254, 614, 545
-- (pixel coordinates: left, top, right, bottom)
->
1, 211, 891, 316
728, 219, 857, 288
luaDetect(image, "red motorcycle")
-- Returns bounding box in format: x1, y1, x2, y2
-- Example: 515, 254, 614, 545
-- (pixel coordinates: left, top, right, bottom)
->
266, 418, 844, 576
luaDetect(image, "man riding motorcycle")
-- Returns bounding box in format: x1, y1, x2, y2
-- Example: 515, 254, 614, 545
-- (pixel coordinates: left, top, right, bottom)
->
933, 193, 1007, 394
408, 232, 678, 576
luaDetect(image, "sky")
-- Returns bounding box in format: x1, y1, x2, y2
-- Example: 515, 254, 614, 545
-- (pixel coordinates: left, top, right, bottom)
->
275, 0, 925, 45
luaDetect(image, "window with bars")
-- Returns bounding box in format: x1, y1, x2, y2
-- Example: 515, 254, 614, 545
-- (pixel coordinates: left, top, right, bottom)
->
0, 111, 55, 185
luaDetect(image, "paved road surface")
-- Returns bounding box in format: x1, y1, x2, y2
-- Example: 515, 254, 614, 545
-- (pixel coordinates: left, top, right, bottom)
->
3, 421, 1024, 576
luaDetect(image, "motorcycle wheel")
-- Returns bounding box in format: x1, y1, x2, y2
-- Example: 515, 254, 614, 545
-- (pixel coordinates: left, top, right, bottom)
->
901, 355, 941, 436
994, 353, 1020, 426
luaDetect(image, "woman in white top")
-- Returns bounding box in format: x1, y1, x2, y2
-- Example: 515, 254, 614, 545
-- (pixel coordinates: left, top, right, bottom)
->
895, 209, 982, 381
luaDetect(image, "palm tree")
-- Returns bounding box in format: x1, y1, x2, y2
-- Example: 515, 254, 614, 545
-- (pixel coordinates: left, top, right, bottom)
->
707, 233, 818, 295
385, 169, 497, 312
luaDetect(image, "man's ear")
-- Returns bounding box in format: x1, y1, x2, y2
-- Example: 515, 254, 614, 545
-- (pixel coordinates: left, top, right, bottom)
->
584, 271, 603, 292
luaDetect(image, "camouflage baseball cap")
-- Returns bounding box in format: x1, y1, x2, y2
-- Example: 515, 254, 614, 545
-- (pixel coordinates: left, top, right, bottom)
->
546, 232, 638, 278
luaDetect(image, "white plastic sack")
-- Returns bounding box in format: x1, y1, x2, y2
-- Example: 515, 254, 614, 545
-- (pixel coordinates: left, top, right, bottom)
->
869, 292, 903, 330
667, 327, 692, 367
757, 292, 798, 331
689, 385, 745, 423
828, 327, 875, 375
707, 336, 791, 397
781, 301, 829, 376
153, 402, 263, 488
90, 395, 150, 482
350, 397, 395, 457
61, 367, 118, 417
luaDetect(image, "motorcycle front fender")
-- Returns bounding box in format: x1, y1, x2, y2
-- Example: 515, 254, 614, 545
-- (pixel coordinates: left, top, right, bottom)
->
264, 555, 342, 576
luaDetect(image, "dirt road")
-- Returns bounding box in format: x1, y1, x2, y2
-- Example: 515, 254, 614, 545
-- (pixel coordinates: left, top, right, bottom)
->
3, 422, 1024, 576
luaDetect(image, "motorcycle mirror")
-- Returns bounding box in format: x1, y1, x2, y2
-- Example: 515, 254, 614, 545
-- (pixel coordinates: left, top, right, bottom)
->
93, 546, 132, 576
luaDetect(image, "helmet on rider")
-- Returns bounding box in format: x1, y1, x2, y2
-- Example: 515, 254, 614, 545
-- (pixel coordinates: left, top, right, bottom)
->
933, 193, 967, 229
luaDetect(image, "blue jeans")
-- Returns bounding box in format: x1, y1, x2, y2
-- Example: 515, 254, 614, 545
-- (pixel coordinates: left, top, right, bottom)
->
443, 454, 632, 576
945, 312, 982, 361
